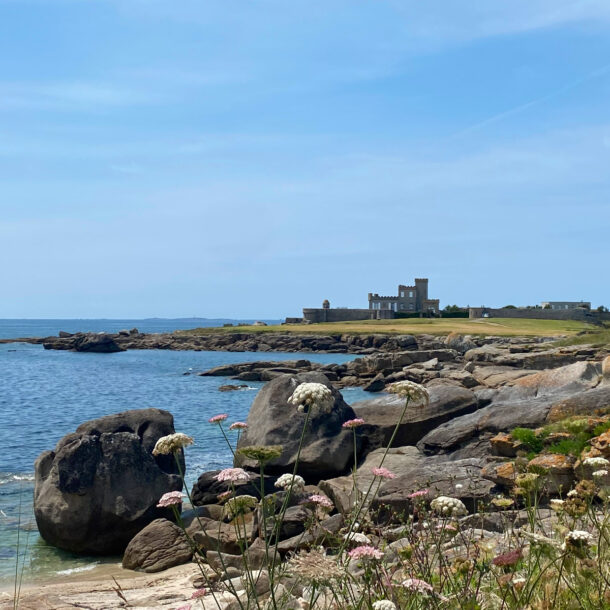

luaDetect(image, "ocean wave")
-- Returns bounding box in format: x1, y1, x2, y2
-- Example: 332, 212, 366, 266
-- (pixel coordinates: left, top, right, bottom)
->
0, 473, 35, 486
55, 562, 99, 576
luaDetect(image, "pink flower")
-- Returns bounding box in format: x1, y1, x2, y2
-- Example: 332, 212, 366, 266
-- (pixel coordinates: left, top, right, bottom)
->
372, 467, 396, 480
229, 421, 248, 431
214, 468, 250, 483
175, 605, 192, 610
342, 418, 365, 428
401, 578, 434, 595
217, 490, 233, 502
157, 491, 185, 508
348, 545, 384, 561
191, 588, 207, 599
302, 494, 334, 510
407, 489, 429, 498
208, 413, 228, 424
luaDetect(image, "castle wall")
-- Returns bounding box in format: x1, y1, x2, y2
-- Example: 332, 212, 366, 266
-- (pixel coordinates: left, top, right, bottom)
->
302, 308, 394, 323
469, 307, 610, 323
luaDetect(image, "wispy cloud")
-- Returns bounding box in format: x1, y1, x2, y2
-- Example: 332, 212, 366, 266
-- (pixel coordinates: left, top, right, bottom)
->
0, 80, 160, 111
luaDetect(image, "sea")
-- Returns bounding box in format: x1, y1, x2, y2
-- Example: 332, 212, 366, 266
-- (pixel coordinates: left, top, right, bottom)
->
0, 319, 368, 586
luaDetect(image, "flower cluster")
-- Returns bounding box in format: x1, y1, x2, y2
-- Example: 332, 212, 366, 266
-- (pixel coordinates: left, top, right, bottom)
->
287, 548, 344, 584
288, 382, 334, 417
564, 530, 594, 549
152, 433, 194, 456
348, 545, 384, 560
223, 494, 258, 520
342, 418, 365, 428
191, 588, 207, 599
237, 445, 283, 464
492, 548, 523, 567
430, 496, 468, 517
275, 473, 306, 491
372, 601, 396, 610
229, 421, 248, 431
407, 489, 429, 499
208, 413, 228, 424
302, 494, 334, 510
386, 380, 430, 405
156, 491, 185, 508
371, 467, 396, 480
214, 467, 250, 483
550, 499, 565, 511
583, 456, 610, 468
401, 578, 434, 595
593, 469, 608, 478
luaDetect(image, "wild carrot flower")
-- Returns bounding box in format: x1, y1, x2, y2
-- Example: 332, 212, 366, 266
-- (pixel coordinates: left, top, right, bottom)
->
593, 469, 608, 478
564, 530, 594, 549
288, 548, 344, 584
229, 421, 248, 431
372, 467, 396, 480
401, 578, 434, 595
191, 588, 207, 599
223, 495, 258, 520
342, 418, 365, 428
152, 433, 194, 456
288, 382, 334, 416
214, 467, 250, 483
208, 413, 228, 424
583, 457, 609, 468
386, 380, 430, 405
275, 473, 306, 491
302, 494, 334, 510
372, 601, 396, 610
407, 489, 428, 498
348, 545, 384, 560
237, 445, 283, 464
550, 499, 565, 511
156, 491, 185, 508
430, 496, 468, 517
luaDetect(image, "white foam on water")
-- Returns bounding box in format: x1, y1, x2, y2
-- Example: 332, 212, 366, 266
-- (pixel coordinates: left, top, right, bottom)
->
55, 563, 99, 576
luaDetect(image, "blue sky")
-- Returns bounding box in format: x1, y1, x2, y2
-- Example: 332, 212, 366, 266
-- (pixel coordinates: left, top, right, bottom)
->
1, 0, 609, 318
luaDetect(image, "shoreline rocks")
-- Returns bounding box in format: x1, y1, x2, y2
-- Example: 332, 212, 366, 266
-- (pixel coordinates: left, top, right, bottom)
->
34, 408, 183, 554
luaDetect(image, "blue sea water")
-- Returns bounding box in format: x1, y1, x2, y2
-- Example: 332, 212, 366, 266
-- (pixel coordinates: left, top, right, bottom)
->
0, 320, 366, 585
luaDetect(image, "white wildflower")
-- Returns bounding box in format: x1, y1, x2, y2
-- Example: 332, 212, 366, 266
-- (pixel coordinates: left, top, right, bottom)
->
152, 433, 194, 456
550, 499, 565, 511
372, 601, 397, 610
275, 473, 306, 491
223, 495, 258, 520
288, 382, 334, 417
430, 496, 468, 517
593, 469, 608, 478
343, 532, 371, 545
386, 380, 430, 405
583, 457, 609, 468
567, 489, 578, 498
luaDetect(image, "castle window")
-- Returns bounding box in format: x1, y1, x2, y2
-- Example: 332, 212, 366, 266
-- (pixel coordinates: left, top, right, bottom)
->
400, 291, 405, 298
400, 304, 404, 309
409, 291, 414, 298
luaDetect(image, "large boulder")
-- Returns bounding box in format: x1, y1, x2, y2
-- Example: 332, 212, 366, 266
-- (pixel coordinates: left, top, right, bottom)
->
122, 518, 192, 573
513, 361, 601, 392
352, 385, 479, 452
234, 372, 357, 480
34, 408, 183, 554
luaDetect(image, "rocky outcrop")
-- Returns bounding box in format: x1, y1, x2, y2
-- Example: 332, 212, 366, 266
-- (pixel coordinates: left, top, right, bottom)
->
122, 519, 193, 573
234, 372, 357, 480
34, 408, 183, 554
351, 385, 480, 452
43, 332, 125, 353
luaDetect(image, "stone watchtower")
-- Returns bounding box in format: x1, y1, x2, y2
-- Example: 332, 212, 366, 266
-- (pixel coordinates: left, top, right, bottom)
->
414, 278, 428, 312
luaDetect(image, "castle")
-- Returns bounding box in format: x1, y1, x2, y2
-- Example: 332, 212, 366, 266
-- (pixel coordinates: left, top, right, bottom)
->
294, 278, 439, 323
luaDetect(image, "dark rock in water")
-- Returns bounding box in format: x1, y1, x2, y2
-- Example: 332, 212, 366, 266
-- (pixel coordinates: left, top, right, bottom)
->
234, 372, 359, 480
43, 332, 125, 353
58, 331, 73, 338
362, 373, 386, 392
34, 408, 183, 554
218, 384, 249, 392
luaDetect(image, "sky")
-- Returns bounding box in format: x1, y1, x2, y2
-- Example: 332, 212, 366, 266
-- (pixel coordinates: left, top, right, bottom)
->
1, 0, 609, 318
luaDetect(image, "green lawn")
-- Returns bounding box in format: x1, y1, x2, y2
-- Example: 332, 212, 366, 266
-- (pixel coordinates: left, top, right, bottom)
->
178, 317, 596, 338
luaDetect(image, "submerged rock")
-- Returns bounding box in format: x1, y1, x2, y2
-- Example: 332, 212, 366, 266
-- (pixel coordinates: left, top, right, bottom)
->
34, 408, 183, 554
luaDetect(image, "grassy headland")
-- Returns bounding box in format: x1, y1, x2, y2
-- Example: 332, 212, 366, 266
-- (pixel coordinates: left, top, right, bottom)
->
178, 317, 596, 338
